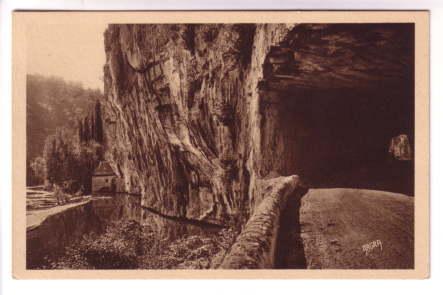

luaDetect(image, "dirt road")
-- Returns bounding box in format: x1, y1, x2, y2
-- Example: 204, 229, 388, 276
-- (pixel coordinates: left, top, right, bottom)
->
277, 188, 414, 269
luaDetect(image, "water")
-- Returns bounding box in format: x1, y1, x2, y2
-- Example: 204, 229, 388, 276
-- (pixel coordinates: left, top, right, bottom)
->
26, 194, 226, 269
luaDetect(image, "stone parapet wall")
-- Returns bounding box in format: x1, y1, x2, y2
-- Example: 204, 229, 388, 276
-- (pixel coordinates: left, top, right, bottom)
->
219, 175, 300, 269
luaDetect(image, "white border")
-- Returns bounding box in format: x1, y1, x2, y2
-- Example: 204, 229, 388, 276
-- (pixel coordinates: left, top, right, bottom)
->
1, 0, 442, 294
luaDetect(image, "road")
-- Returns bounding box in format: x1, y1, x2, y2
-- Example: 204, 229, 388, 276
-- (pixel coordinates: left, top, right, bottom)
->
277, 188, 414, 269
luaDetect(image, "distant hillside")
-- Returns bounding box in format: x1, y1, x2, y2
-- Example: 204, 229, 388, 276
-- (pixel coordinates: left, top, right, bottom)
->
26, 74, 103, 183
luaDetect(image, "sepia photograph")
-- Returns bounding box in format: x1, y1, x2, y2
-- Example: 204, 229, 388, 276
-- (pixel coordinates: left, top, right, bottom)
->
12, 11, 429, 278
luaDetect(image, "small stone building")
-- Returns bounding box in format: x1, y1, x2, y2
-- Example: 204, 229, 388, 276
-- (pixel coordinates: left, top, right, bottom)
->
92, 161, 117, 194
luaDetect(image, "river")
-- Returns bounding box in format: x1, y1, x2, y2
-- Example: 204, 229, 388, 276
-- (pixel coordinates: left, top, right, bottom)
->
26, 194, 230, 269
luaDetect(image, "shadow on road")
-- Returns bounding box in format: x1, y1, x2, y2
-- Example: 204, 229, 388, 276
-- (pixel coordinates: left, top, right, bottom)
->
275, 186, 309, 269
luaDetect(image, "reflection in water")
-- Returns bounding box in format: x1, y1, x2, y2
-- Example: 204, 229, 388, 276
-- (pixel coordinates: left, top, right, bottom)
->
92, 195, 221, 241
27, 194, 224, 269
89, 195, 141, 225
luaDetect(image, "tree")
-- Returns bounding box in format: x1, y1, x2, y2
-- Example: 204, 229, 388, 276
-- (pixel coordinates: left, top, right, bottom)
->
83, 117, 90, 141
95, 100, 104, 143
26, 74, 104, 186
90, 113, 96, 143
75, 141, 103, 193
43, 128, 77, 185
79, 119, 84, 142
78, 100, 104, 144
26, 74, 102, 166
43, 126, 104, 194
30, 156, 46, 185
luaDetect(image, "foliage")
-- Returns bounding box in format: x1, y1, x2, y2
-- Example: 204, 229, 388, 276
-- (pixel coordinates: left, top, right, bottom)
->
142, 227, 238, 269
43, 128, 77, 185
79, 100, 104, 143
75, 141, 104, 193
95, 100, 104, 143
47, 220, 239, 270
26, 74, 103, 185
29, 156, 46, 185
43, 127, 104, 194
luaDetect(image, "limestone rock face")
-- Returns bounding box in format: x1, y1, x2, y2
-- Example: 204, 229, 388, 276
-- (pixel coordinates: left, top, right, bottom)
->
102, 24, 413, 225
102, 24, 294, 225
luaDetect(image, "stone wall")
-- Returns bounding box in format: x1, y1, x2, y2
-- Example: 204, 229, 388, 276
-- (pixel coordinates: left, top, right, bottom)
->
219, 175, 300, 269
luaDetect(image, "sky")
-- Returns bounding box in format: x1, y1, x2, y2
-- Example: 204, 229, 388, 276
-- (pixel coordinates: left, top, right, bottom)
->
26, 23, 108, 91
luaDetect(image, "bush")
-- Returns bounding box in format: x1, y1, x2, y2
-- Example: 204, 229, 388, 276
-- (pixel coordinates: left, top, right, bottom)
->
48, 220, 155, 269
48, 220, 239, 270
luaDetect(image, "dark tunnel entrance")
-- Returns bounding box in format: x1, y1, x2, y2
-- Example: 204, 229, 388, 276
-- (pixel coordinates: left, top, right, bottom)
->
260, 24, 414, 195
279, 86, 414, 195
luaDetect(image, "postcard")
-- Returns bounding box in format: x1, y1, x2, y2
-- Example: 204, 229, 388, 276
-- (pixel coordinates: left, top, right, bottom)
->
12, 11, 429, 279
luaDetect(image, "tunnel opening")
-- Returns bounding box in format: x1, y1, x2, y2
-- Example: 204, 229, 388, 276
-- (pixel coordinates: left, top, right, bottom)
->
259, 24, 414, 195
279, 85, 414, 195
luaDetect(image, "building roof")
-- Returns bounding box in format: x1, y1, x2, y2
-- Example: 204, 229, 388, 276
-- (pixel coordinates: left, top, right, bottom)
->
93, 161, 116, 176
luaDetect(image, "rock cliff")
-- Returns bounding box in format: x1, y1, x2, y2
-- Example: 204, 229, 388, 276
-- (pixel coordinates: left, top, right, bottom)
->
102, 24, 295, 225
102, 23, 413, 225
